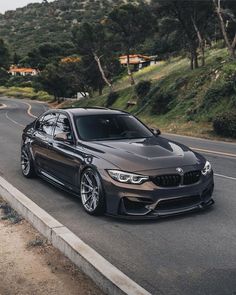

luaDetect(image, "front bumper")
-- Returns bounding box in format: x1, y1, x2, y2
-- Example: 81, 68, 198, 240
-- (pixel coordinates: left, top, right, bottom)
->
100, 169, 214, 219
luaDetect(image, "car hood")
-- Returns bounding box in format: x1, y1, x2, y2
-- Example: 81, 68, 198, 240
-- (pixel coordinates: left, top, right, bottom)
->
81, 136, 205, 173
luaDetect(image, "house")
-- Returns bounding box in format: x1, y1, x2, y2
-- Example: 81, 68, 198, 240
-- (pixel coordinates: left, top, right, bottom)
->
119, 54, 157, 71
9, 66, 39, 76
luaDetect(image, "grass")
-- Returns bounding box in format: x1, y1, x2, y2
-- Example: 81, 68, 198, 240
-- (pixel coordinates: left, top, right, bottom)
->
0, 86, 53, 101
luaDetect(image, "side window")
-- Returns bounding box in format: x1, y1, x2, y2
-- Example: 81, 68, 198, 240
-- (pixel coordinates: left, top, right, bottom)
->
41, 113, 58, 136
54, 114, 73, 140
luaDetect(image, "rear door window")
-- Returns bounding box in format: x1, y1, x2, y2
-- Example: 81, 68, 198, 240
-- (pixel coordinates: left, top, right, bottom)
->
54, 114, 74, 142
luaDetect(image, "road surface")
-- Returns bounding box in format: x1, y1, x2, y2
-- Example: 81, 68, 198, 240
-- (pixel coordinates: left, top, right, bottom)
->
0, 97, 236, 295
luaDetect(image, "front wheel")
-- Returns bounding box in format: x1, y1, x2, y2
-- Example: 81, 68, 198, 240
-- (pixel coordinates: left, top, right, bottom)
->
21, 147, 36, 178
80, 168, 105, 215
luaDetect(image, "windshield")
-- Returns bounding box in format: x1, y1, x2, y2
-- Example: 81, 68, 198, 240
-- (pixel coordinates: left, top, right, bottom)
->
74, 114, 153, 141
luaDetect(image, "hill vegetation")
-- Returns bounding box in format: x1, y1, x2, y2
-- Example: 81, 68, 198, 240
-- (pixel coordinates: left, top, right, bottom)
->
0, 0, 126, 56
65, 47, 236, 140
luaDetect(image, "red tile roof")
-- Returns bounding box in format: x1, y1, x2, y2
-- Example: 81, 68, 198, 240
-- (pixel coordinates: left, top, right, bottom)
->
9, 67, 37, 73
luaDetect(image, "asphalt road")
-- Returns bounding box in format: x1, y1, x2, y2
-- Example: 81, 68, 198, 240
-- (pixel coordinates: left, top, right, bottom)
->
0, 96, 236, 295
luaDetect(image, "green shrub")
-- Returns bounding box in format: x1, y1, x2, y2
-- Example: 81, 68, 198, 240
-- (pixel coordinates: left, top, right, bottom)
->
106, 91, 119, 108
150, 91, 174, 115
6, 76, 37, 88
19, 81, 33, 88
194, 74, 208, 88
135, 80, 151, 106
203, 80, 235, 109
213, 112, 236, 138
168, 77, 187, 92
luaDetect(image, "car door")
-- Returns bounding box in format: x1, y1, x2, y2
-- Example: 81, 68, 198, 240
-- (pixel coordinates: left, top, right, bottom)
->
46, 113, 82, 191
31, 112, 58, 174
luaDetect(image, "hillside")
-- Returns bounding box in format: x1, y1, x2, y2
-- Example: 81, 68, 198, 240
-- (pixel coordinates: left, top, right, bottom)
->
67, 48, 236, 140
0, 0, 125, 56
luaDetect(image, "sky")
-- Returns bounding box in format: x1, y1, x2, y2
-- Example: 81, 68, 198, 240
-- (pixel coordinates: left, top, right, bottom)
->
0, 1, 51, 14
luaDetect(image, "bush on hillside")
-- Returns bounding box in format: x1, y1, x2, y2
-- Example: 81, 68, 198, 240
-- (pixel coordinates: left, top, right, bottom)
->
213, 112, 236, 138
106, 91, 119, 107
6, 76, 34, 88
202, 80, 235, 109
18, 81, 33, 88
150, 91, 174, 115
135, 80, 151, 106
169, 77, 187, 91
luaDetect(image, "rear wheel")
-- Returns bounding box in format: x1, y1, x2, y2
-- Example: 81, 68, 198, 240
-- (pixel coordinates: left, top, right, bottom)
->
80, 168, 105, 215
21, 147, 36, 178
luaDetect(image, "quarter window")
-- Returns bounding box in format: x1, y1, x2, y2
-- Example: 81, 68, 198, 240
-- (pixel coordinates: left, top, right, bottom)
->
40, 113, 58, 135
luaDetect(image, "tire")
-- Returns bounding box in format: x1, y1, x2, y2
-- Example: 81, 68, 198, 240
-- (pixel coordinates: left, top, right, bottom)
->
21, 147, 36, 178
80, 168, 105, 215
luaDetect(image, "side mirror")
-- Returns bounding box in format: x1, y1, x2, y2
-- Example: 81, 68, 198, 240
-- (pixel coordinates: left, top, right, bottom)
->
54, 132, 72, 142
150, 128, 161, 136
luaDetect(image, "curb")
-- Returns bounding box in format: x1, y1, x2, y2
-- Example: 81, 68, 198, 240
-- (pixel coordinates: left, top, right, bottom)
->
0, 176, 151, 295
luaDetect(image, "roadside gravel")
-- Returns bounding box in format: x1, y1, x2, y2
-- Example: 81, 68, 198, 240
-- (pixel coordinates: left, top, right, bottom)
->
0, 198, 104, 295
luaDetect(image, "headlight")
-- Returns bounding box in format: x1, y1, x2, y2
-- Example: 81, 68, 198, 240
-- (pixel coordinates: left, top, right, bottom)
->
107, 170, 149, 184
201, 161, 212, 176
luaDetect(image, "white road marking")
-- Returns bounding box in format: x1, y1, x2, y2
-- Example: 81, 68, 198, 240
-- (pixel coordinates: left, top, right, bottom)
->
2, 98, 39, 118
3, 99, 40, 127
17, 101, 37, 118
0, 103, 7, 109
191, 147, 236, 158
25, 102, 37, 118
164, 132, 236, 145
5, 111, 24, 128
215, 173, 236, 181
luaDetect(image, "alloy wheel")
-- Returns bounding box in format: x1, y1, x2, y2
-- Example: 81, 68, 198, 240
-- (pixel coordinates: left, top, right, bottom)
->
81, 170, 100, 213
21, 149, 30, 176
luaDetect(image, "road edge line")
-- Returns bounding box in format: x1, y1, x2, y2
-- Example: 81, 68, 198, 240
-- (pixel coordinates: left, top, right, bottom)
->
163, 132, 236, 145
190, 147, 236, 158
0, 176, 151, 295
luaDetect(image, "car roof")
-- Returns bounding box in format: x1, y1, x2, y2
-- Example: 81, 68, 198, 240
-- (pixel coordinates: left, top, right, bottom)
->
51, 107, 128, 116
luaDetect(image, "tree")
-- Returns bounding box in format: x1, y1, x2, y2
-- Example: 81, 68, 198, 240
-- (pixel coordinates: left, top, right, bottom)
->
190, 1, 213, 67
80, 55, 106, 96
59, 60, 91, 98
213, 0, 236, 59
0, 39, 10, 69
72, 22, 114, 92
0, 68, 10, 86
108, 3, 154, 85
37, 58, 102, 101
13, 52, 21, 65
38, 64, 68, 102
152, 0, 213, 69
21, 42, 76, 70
